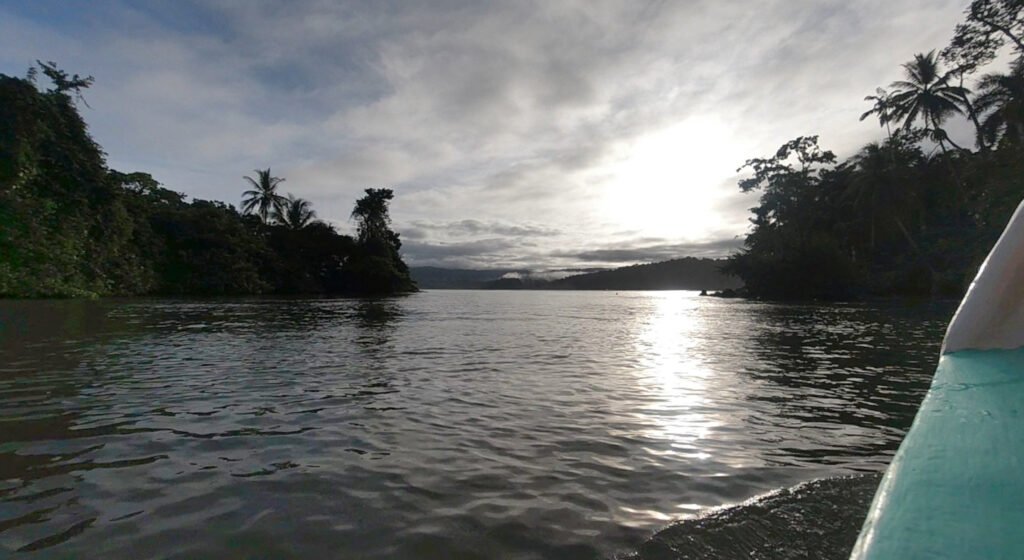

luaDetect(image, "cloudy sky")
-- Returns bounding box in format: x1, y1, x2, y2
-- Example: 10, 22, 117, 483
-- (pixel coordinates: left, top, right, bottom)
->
0, 0, 972, 270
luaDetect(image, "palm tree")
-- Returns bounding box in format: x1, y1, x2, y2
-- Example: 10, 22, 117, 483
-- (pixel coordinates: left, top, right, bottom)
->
273, 193, 318, 230
241, 168, 286, 223
975, 58, 1024, 146
860, 88, 897, 143
888, 51, 970, 151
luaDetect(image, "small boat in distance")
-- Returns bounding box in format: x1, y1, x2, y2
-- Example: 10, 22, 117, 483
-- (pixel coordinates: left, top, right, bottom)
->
851, 198, 1024, 559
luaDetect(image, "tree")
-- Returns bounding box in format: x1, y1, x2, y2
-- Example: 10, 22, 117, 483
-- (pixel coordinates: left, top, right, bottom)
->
273, 193, 318, 230
343, 188, 416, 294
737, 135, 836, 245
151, 199, 269, 295
975, 58, 1024, 146
860, 88, 898, 144
351, 188, 396, 244
725, 137, 859, 300
1, 64, 427, 297
846, 138, 929, 265
946, 0, 1024, 67
35, 60, 94, 105
888, 51, 970, 151
241, 168, 286, 223
1, 64, 114, 296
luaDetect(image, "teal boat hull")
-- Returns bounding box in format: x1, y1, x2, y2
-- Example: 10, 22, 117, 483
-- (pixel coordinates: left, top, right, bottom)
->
851, 347, 1024, 558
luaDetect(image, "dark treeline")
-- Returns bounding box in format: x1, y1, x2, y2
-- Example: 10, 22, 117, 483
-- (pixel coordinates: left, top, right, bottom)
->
725, 0, 1023, 300
0, 63, 415, 298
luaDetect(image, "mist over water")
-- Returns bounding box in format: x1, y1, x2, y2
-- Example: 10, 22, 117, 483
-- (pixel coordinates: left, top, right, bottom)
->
0, 292, 954, 558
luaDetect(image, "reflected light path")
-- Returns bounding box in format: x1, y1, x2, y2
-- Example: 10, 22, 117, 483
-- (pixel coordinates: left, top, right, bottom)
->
632, 292, 719, 456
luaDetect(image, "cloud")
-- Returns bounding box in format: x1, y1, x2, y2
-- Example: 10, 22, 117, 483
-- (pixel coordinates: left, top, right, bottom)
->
0, 0, 977, 270
410, 219, 561, 238
402, 238, 532, 269
550, 238, 746, 265
403, 233, 744, 270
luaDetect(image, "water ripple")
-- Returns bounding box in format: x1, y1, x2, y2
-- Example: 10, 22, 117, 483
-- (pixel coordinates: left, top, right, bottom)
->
0, 293, 952, 558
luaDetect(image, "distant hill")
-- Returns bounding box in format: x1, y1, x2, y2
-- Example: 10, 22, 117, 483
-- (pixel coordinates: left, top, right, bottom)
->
415, 258, 741, 291
469, 258, 741, 291
409, 267, 520, 289
548, 258, 740, 291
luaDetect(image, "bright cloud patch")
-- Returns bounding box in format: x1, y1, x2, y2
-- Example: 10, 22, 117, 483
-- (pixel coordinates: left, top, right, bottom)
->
0, 0, 969, 269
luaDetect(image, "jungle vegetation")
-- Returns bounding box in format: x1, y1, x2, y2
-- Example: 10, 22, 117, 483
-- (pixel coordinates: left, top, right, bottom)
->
0, 63, 415, 297
725, 0, 1024, 300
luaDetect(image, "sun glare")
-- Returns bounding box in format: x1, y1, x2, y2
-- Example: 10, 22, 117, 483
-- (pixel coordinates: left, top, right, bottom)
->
601, 117, 737, 238
632, 293, 718, 449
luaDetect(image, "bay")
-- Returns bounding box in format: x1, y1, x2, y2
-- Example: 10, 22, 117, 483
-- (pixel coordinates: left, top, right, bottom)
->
0, 291, 954, 558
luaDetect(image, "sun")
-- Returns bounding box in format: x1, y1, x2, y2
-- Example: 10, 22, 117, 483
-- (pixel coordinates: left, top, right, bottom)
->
599, 116, 738, 238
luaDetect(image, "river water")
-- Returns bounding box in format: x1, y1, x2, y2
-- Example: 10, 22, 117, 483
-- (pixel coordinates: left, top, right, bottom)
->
0, 291, 955, 559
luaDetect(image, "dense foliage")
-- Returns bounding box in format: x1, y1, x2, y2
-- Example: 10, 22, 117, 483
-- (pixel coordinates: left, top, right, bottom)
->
0, 65, 415, 298
343, 188, 416, 294
726, 0, 1024, 300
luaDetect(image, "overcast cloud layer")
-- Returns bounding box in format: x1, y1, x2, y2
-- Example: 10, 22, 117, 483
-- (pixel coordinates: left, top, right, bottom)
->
0, 0, 971, 269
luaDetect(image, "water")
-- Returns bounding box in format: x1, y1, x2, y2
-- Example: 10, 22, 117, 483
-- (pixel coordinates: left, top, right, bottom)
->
0, 291, 954, 559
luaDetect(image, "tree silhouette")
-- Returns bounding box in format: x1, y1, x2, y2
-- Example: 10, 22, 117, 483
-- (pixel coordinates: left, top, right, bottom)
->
947, 0, 1024, 65
860, 88, 897, 144
888, 51, 969, 151
274, 193, 317, 230
343, 188, 415, 293
351, 188, 398, 246
35, 60, 93, 106
846, 138, 928, 264
241, 168, 286, 223
737, 136, 836, 247
975, 58, 1024, 146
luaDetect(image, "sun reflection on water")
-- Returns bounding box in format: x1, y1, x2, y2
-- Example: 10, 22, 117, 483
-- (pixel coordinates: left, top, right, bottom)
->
631, 292, 721, 458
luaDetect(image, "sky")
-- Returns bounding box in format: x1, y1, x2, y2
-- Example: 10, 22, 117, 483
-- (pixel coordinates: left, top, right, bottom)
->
0, 0, 975, 271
